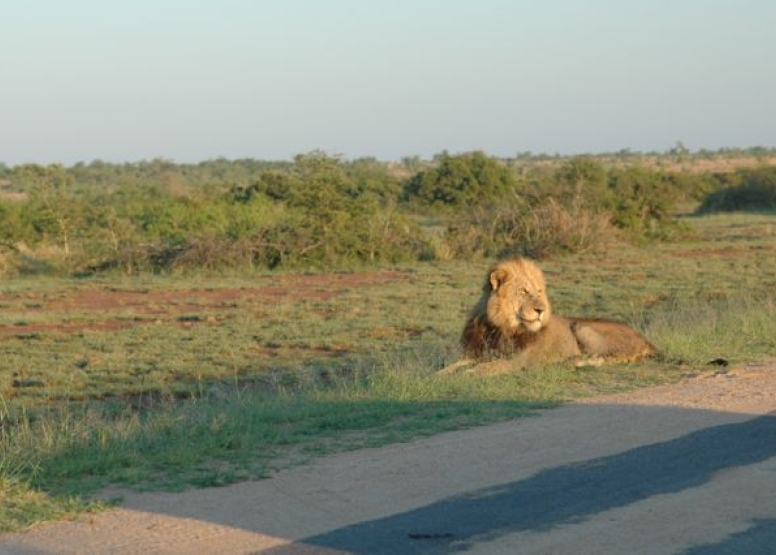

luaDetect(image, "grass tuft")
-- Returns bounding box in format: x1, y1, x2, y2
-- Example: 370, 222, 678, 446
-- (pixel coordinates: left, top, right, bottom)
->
646, 295, 776, 365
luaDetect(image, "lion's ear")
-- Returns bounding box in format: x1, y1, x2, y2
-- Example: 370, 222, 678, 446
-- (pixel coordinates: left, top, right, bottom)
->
489, 268, 509, 292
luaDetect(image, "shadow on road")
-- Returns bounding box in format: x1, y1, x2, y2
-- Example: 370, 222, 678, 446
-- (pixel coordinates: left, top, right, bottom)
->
5, 404, 776, 555
265, 414, 776, 554
682, 518, 776, 554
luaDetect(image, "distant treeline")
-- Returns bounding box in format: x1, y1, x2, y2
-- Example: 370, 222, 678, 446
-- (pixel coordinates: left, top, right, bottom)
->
0, 149, 775, 275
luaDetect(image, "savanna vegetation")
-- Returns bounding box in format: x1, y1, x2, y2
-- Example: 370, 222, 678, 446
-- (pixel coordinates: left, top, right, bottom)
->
2, 147, 774, 276
1, 147, 776, 532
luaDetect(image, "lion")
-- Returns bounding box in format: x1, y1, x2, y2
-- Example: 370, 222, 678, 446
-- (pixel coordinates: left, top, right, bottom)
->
437, 257, 656, 376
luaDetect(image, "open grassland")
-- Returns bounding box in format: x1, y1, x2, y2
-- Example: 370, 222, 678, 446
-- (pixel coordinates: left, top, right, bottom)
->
1, 212, 776, 532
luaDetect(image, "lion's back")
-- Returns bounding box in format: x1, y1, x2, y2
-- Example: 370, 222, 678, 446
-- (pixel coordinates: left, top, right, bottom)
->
570, 317, 657, 361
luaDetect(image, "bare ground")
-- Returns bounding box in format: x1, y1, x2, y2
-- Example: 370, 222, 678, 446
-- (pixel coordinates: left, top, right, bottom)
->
3, 361, 776, 554
0, 270, 412, 336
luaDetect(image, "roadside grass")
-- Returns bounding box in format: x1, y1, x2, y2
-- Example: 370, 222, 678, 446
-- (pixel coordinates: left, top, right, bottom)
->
646, 295, 776, 366
1, 212, 775, 533
0, 474, 101, 534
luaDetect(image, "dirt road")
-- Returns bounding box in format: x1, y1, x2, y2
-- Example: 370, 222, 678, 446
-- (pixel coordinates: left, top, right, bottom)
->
3, 362, 776, 554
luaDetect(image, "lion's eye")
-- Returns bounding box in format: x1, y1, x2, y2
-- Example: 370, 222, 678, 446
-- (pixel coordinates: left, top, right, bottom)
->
520, 288, 529, 295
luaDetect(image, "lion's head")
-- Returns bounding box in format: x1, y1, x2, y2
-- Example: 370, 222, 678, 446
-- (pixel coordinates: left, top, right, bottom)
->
461, 257, 553, 358
482, 258, 551, 334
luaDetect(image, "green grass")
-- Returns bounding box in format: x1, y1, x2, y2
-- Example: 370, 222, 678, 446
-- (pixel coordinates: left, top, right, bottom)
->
646, 295, 776, 364
0, 475, 103, 533
5, 367, 557, 495
1, 212, 776, 533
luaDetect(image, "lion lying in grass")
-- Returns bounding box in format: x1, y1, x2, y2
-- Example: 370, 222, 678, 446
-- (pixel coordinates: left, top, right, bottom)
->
437, 257, 656, 376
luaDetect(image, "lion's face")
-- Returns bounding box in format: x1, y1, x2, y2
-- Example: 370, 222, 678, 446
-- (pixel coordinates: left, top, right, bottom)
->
484, 258, 551, 334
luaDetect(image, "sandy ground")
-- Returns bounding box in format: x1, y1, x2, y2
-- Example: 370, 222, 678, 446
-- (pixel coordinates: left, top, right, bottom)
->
3, 361, 776, 555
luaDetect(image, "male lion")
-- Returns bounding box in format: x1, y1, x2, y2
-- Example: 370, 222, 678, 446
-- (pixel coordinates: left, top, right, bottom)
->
437, 257, 656, 376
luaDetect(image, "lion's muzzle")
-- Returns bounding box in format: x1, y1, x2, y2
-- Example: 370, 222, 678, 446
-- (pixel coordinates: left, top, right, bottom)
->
519, 307, 545, 332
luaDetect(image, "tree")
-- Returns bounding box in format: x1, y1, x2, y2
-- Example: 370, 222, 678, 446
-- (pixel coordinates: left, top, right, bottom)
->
16, 165, 79, 255
670, 140, 690, 162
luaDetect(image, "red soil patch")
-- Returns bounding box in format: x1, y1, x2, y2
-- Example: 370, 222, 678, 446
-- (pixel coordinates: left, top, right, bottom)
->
0, 270, 411, 335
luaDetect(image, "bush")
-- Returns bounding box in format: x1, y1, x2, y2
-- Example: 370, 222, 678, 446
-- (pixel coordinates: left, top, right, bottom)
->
111, 236, 285, 273
606, 166, 678, 237
270, 153, 428, 267
0, 154, 708, 274
404, 151, 518, 208
513, 198, 616, 258
437, 158, 685, 260
697, 167, 776, 213
442, 195, 616, 260
529, 159, 682, 239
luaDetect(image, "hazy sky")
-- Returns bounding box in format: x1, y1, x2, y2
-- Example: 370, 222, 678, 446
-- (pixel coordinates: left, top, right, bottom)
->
3, 0, 775, 165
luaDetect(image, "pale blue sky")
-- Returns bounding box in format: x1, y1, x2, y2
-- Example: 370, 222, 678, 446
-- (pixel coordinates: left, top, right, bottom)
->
2, 0, 775, 165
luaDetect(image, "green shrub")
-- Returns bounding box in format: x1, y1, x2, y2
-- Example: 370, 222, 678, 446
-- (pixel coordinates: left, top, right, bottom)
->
0, 154, 729, 274
697, 167, 776, 213
268, 152, 428, 267
436, 158, 686, 260
404, 151, 518, 208
442, 195, 616, 260
606, 166, 679, 237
